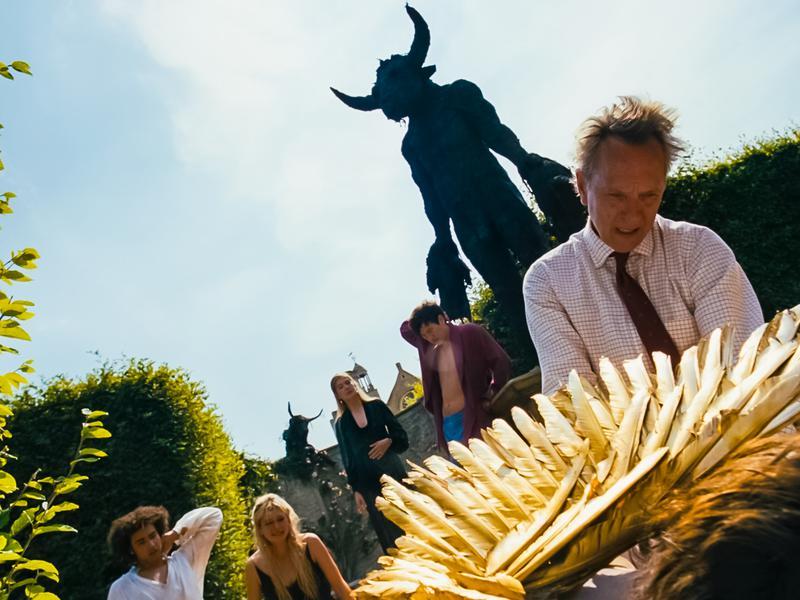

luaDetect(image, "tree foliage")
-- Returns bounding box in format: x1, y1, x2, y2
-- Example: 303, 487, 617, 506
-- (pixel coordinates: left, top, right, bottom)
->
10, 361, 251, 599
661, 129, 800, 318
0, 59, 111, 600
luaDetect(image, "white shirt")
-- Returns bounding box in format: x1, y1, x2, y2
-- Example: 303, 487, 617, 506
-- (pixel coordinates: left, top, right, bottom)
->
524, 216, 763, 394
107, 507, 222, 600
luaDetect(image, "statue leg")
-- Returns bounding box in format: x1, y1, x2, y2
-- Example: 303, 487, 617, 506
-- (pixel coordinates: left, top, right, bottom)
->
492, 194, 550, 268
451, 215, 538, 368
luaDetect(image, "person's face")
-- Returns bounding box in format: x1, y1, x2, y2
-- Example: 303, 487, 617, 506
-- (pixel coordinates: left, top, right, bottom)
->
130, 523, 163, 568
334, 377, 359, 403
576, 136, 667, 253
419, 315, 449, 345
259, 508, 290, 545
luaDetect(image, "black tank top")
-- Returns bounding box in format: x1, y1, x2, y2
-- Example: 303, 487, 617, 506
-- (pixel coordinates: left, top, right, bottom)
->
255, 545, 332, 600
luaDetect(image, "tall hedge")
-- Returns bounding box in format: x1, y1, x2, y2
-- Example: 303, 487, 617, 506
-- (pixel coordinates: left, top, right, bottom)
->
9, 360, 251, 599
661, 130, 800, 318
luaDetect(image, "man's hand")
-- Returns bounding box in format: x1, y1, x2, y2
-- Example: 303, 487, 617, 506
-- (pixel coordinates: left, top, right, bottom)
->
354, 491, 367, 515
160, 528, 182, 555
368, 437, 392, 460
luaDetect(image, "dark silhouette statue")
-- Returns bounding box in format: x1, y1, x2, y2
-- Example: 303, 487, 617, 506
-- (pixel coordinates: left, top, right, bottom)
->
331, 5, 584, 354
276, 403, 333, 479
282, 402, 322, 460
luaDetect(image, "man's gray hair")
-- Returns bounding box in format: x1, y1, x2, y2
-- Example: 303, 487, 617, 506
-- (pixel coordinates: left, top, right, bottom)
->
575, 96, 686, 179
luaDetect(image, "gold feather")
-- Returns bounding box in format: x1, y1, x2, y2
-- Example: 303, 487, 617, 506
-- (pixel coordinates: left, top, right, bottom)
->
356, 307, 800, 599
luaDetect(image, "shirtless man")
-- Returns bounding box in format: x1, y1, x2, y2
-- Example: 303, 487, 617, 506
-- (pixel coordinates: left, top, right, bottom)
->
401, 301, 511, 450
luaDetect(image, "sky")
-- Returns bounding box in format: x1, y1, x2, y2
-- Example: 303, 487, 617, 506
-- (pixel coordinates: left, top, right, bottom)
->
2, 0, 798, 461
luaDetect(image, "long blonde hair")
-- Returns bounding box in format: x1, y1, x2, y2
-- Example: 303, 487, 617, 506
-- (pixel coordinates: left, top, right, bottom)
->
330, 372, 376, 420
251, 494, 317, 600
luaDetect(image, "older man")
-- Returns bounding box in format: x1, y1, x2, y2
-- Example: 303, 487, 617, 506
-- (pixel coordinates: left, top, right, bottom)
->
524, 97, 762, 394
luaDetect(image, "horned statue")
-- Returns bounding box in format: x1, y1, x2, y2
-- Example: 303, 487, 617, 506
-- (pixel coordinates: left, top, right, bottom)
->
331, 5, 585, 347
282, 402, 323, 460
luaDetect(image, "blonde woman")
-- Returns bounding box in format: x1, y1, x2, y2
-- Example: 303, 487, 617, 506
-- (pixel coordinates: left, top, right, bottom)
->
244, 493, 352, 600
331, 373, 408, 552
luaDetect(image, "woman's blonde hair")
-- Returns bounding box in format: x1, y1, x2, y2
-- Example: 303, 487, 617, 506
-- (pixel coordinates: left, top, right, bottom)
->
251, 493, 317, 600
330, 372, 376, 420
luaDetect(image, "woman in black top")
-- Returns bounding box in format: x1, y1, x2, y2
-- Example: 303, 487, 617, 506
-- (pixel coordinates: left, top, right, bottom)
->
331, 373, 409, 552
244, 493, 352, 600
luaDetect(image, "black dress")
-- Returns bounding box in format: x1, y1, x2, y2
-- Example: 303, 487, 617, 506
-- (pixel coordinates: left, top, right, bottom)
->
334, 400, 409, 552
256, 544, 331, 600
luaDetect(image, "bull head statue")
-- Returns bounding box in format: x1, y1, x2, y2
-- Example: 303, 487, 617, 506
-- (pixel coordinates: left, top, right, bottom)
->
283, 402, 324, 458
330, 5, 436, 122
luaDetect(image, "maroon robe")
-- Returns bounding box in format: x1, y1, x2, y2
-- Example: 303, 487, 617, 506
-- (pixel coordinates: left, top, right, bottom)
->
401, 320, 512, 451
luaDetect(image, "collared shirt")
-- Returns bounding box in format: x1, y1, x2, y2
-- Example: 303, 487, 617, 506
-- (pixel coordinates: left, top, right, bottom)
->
523, 215, 763, 394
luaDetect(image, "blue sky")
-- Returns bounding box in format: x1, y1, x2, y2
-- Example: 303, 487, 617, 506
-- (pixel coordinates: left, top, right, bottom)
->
2, 0, 798, 460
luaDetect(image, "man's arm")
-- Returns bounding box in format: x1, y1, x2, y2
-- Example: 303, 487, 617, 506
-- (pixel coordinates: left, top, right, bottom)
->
688, 228, 764, 352
449, 79, 528, 166
471, 325, 512, 394
524, 263, 595, 394
400, 319, 427, 350
172, 506, 223, 579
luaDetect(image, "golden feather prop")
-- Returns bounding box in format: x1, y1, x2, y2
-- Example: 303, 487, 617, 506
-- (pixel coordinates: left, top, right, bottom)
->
355, 306, 800, 599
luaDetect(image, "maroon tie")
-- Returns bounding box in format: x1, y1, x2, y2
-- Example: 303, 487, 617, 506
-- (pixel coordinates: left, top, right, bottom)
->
612, 252, 680, 365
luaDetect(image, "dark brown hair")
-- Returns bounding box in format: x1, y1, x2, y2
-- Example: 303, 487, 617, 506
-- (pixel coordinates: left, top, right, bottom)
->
107, 505, 170, 565
409, 300, 446, 335
634, 432, 800, 599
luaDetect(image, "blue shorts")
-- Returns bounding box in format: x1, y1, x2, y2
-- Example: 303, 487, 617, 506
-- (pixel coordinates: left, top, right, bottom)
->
443, 410, 464, 443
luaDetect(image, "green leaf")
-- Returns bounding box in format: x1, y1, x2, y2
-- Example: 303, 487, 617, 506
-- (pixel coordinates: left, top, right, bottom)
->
0, 508, 10, 528
10, 507, 37, 535
69, 457, 100, 466
25, 584, 45, 596
81, 427, 111, 439
31, 593, 60, 600
81, 409, 109, 420
78, 447, 107, 458
0, 404, 13, 417
41, 501, 78, 523
0, 551, 22, 563
0, 71, 13, 81
52, 481, 81, 495
13, 559, 59, 575
0, 535, 23, 553
21, 491, 46, 501
0, 470, 17, 494
10, 61, 31, 75
0, 324, 30, 341
1, 192, 16, 200
1, 270, 32, 282
31, 524, 77, 537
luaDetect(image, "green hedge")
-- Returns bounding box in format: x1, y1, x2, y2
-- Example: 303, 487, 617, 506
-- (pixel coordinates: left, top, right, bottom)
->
661, 130, 800, 318
9, 360, 251, 599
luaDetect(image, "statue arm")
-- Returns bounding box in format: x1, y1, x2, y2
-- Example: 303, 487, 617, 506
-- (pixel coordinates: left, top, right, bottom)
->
450, 79, 528, 167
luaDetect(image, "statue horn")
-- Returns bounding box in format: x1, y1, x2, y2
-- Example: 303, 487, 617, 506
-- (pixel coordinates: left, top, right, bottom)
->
309, 409, 324, 422
288, 402, 294, 417
330, 87, 380, 112
405, 4, 430, 68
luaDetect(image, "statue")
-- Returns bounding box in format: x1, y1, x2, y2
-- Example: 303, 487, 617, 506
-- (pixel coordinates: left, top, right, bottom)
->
282, 402, 323, 461
331, 5, 585, 347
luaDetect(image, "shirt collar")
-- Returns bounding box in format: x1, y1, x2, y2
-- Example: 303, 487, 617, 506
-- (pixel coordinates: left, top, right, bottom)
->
583, 215, 659, 268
